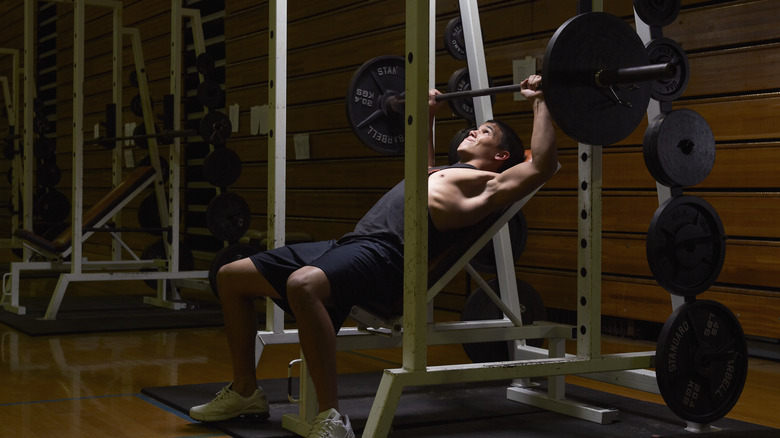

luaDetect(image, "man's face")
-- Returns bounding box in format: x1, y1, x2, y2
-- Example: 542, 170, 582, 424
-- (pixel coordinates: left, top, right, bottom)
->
457, 122, 504, 160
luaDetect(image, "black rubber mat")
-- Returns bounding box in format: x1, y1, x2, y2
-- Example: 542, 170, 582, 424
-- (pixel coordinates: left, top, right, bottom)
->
142, 372, 779, 437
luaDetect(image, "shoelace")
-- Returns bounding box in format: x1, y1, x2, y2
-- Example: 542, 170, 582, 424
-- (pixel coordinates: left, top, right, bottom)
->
307, 418, 335, 438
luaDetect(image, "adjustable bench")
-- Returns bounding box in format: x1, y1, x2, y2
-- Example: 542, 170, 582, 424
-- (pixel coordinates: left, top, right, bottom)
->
14, 165, 158, 259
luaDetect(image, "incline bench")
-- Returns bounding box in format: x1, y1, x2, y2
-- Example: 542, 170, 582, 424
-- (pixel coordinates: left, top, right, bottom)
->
14, 165, 157, 259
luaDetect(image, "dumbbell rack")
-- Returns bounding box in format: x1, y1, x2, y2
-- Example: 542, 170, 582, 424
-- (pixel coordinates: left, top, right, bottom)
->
1, 0, 211, 319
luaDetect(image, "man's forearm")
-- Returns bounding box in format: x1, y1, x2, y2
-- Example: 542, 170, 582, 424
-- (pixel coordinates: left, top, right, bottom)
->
529, 98, 558, 177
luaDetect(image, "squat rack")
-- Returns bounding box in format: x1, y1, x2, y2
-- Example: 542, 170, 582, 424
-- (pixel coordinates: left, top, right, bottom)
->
259, 1, 668, 437
1, 0, 211, 319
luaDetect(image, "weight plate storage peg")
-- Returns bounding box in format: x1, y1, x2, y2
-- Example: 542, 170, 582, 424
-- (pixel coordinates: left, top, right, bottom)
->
633, 0, 681, 27
542, 12, 653, 145
444, 17, 467, 60
655, 299, 748, 424
643, 108, 715, 187
206, 192, 251, 242
646, 38, 690, 102
345, 55, 406, 155
461, 278, 546, 362
646, 195, 726, 297
208, 243, 260, 297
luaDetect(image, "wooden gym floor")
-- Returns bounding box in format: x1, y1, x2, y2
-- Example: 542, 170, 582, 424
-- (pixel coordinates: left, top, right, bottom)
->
0, 306, 778, 437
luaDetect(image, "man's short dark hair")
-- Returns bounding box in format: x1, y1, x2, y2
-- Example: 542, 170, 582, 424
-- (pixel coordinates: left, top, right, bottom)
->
489, 119, 525, 172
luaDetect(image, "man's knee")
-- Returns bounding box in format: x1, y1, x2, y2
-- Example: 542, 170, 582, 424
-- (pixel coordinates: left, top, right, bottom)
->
215, 259, 270, 300
286, 266, 330, 308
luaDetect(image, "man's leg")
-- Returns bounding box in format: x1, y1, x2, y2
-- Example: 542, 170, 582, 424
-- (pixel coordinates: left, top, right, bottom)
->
217, 258, 282, 396
285, 266, 340, 413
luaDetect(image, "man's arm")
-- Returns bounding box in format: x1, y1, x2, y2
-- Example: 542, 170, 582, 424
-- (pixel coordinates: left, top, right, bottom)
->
428, 88, 446, 168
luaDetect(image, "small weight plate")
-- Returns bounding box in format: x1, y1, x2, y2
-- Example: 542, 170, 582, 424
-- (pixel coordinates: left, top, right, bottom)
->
196, 52, 216, 79
470, 210, 528, 273
208, 243, 260, 297
446, 67, 495, 121
646, 195, 726, 297
643, 109, 715, 187
203, 147, 242, 187
199, 111, 233, 147
461, 277, 546, 362
656, 299, 748, 424
542, 12, 651, 145
345, 55, 406, 155
646, 38, 689, 102
444, 17, 467, 60
633, 0, 681, 27
206, 192, 251, 242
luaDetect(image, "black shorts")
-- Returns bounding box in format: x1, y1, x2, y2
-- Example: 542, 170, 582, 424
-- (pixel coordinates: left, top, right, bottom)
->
249, 236, 404, 331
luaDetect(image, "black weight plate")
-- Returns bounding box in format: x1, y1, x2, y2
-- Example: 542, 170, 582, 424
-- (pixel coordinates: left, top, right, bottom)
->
37, 189, 70, 223
444, 17, 467, 60
446, 67, 495, 121
203, 147, 242, 187
199, 111, 233, 147
36, 162, 61, 187
461, 277, 546, 362
141, 239, 196, 290
656, 299, 748, 424
208, 243, 260, 297
197, 80, 225, 109
206, 192, 251, 242
646, 195, 726, 297
643, 109, 715, 187
646, 38, 689, 102
346, 55, 406, 155
448, 126, 474, 164
633, 0, 681, 27
33, 136, 56, 160
470, 210, 528, 273
542, 12, 651, 145
133, 123, 148, 149
196, 52, 216, 79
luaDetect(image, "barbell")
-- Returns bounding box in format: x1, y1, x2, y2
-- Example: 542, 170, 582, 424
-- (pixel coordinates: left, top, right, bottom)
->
347, 12, 688, 154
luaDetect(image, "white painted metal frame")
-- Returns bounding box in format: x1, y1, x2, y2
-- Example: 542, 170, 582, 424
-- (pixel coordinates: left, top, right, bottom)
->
2, 1, 210, 319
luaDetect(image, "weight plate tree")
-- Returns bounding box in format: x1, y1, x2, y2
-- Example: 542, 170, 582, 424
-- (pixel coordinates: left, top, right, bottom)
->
646, 195, 726, 297
655, 299, 748, 424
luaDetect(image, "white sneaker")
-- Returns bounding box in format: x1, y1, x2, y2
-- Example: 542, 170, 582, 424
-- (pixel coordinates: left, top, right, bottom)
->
307, 408, 355, 438
189, 383, 270, 422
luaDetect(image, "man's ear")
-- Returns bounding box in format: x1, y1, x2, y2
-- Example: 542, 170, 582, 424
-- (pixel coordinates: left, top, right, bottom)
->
494, 150, 510, 162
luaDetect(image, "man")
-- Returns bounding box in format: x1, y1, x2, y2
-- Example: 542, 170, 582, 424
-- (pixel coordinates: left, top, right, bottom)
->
189, 74, 556, 438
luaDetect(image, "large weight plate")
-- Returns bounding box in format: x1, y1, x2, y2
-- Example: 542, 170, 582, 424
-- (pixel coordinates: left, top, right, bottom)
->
633, 0, 681, 27
656, 299, 748, 424
209, 243, 260, 297
647, 195, 726, 297
203, 147, 242, 187
206, 192, 251, 242
200, 111, 233, 147
643, 109, 715, 187
543, 12, 651, 145
461, 277, 546, 362
646, 38, 689, 102
346, 55, 406, 155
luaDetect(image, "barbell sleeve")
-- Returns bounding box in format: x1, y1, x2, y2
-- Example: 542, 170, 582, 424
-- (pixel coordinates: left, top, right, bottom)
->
595, 62, 676, 87
84, 128, 199, 145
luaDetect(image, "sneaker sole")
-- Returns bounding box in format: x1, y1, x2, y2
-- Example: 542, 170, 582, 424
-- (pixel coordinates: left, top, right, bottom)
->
190, 410, 270, 423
